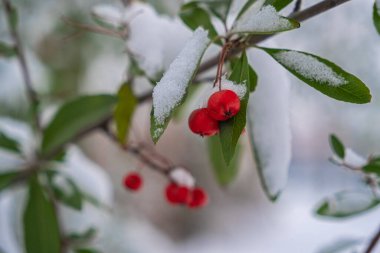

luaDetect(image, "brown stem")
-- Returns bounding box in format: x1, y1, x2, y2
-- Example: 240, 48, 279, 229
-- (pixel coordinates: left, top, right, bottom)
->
213, 42, 232, 89
292, 0, 303, 13
2, 0, 41, 131
364, 226, 380, 253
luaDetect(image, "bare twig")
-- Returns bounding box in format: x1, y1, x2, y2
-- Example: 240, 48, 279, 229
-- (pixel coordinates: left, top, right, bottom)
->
364, 226, 380, 253
292, 0, 303, 13
2, 0, 41, 131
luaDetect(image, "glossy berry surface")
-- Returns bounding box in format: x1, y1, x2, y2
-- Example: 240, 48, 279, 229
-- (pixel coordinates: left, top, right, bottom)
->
207, 90, 240, 121
188, 108, 219, 137
165, 183, 191, 205
188, 187, 208, 208
123, 172, 143, 191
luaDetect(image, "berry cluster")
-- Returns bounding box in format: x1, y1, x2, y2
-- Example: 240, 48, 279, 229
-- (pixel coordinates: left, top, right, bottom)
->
188, 89, 240, 136
122, 167, 208, 209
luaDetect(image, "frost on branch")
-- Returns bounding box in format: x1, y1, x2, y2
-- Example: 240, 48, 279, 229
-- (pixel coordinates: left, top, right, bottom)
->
247, 45, 291, 200
273, 51, 347, 86
151, 27, 210, 143
232, 3, 299, 34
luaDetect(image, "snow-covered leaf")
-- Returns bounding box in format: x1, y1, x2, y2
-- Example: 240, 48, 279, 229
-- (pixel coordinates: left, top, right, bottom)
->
180, 2, 221, 45
41, 95, 117, 156
329, 134, 345, 159
317, 238, 362, 253
261, 48, 371, 104
114, 83, 137, 145
23, 175, 60, 253
373, 1, 380, 35
188, 0, 233, 22
247, 47, 291, 201
219, 51, 250, 165
316, 191, 380, 218
150, 28, 210, 143
0, 131, 20, 154
231, 57, 258, 92
208, 135, 241, 186
232, 4, 299, 34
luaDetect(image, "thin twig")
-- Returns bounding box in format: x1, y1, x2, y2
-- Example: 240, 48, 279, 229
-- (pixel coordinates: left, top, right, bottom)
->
364, 226, 380, 253
2, 0, 41, 131
292, 0, 303, 13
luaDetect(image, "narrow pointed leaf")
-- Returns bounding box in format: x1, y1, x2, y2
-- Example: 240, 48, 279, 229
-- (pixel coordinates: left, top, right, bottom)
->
0, 170, 21, 192
373, 1, 380, 35
23, 175, 60, 253
208, 136, 241, 185
265, 0, 294, 11
114, 83, 137, 144
0, 131, 20, 153
219, 51, 250, 164
41, 95, 117, 155
0, 42, 16, 58
260, 47, 371, 103
329, 134, 345, 159
316, 191, 380, 218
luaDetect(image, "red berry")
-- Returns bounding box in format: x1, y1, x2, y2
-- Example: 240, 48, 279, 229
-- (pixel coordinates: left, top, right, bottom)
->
188, 108, 219, 137
165, 183, 191, 205
207, 90, 240, 121
123, 172, 143, 191
188, 187, 208, 208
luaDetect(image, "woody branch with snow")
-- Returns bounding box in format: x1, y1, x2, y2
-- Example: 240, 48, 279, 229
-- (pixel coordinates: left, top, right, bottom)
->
1, 0, 380, 252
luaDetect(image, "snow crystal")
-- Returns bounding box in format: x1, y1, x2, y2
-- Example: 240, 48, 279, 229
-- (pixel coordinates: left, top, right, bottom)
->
169, 167, 195, 188
344, 148, 367, 168
232, 5, 294, 33
273, 51, 347, 86
247, 42, 291, 199
92, 4, 124, 28
152, 28, 210, 125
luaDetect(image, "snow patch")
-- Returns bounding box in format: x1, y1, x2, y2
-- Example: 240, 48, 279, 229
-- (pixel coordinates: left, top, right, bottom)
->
326, 192, 374, 216
232, 5, 294, 33
247, 43, 292, 199
152, 28, 210, 125
92, 4, 124, 28
169, 167, 195, 188
273, 51, 347, 86
344, 148, 368, 168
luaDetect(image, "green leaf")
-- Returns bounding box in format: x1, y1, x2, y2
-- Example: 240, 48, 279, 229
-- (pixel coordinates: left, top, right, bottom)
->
219, 51, 250, 165
180, 2, 221, 45
0, 131, 20, 153
317, 238, 361, 253
4, 1, 18, 29
373, 2, 380, 35
190, 0, 232, 23
0, 41, 16, 58
207, 135, 241, 185
363, 161, 380, 176
265, 0, 294, 11
67, 227, 96, 244
0, 170, 21, 192
45, 170, 83, 211
41, 95, 117, 156
75, 249, 101, 253
230, 58, 258, 92
150, 29, 210, 143
114, 83, 137, 144
315, 191, 380, 218
329, 134, 345, 159
260, 47, 372, 104
23, 175, 60, 253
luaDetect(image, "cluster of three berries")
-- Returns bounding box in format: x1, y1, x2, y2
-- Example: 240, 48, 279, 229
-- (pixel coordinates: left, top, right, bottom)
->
189, 89, 241, 136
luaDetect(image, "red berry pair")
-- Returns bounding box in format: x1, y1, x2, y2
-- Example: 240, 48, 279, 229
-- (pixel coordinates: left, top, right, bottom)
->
165, 182, 208, 208
189, 89, 240, 137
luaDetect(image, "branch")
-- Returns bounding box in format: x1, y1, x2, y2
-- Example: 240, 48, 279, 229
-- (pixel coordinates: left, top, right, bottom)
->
197, 0, 351, 75
364, 226, 380, 253
2, 0, 41, 131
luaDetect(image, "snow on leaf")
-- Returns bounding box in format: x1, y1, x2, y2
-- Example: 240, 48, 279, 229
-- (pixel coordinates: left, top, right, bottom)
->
232, 4, 299, 34
247, 45, 291, 201
150, 27, 210, 143
273, 51, 347, 86
343, 148, 367, 168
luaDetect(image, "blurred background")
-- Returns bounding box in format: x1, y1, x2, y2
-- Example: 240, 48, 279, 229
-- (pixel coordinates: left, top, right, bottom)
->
0, 0, 380, 252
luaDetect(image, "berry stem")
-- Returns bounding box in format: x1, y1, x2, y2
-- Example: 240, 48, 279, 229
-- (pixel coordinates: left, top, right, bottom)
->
213, 41, 232, 91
